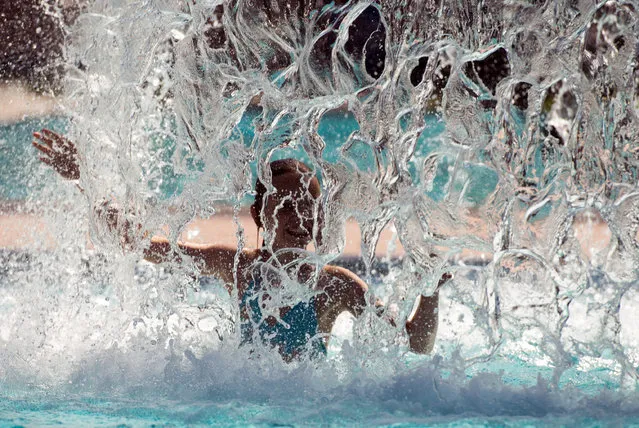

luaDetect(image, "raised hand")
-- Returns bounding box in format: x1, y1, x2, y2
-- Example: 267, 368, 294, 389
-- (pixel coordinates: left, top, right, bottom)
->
32, 129, 80, 180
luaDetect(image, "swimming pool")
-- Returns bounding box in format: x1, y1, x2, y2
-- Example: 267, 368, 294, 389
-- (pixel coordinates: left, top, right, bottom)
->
2, 0, 639, 425
1, 248, 638, 426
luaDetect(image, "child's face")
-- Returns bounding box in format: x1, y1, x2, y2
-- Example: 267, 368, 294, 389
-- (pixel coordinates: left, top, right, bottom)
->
259, 172, 321, 249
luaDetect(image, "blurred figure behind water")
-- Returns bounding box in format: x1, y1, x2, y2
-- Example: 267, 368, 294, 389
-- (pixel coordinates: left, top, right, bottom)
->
0, 1, 86, 95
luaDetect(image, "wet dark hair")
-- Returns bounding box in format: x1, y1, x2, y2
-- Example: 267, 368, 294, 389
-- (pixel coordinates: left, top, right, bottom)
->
252, 158, 321, 229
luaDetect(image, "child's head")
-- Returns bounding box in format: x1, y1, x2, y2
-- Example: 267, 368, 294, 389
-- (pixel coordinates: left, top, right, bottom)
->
251, 159, 322, 249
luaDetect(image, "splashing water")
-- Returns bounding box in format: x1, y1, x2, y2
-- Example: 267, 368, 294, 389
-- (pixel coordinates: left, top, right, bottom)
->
2, 0, 639, 424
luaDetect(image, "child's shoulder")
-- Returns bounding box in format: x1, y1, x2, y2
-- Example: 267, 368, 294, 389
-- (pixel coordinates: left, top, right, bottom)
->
320, 264, 365, 286
237, 247, 262, 266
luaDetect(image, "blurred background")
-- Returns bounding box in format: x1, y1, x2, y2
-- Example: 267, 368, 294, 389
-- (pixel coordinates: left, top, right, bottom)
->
0, 1, 83, 248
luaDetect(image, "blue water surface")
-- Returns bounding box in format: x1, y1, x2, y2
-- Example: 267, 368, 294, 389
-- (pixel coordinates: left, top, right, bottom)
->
0, 112, 499, 206
0, 116, 633, 426
2, 360, 638, 427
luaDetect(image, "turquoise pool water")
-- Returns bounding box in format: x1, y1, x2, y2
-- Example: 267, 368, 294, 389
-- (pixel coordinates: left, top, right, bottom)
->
0, 117, 67, 201
1, 250, 638, 426
0, 113, 634, 426
0, 112, 498, 206
2, 357, 638, 426
3, 0, 639, 424
0, 114, 634, 426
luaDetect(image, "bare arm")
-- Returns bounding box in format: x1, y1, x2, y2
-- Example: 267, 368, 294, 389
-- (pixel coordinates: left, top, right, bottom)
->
405, 273, 451, 354
317, 266, 449, 354
33, 128, 247, 289
405, 293, 439, 354
93, 196, 245, 287
145, 237, 240, 285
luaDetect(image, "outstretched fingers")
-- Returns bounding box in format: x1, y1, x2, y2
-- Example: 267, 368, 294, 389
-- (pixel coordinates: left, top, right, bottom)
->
32, 139, 54, 156
39, 157, 52, 166
33, 130, 55, 149
32, 129, 81, 180
41, 128, 68, 145
34, 129, 75, 153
